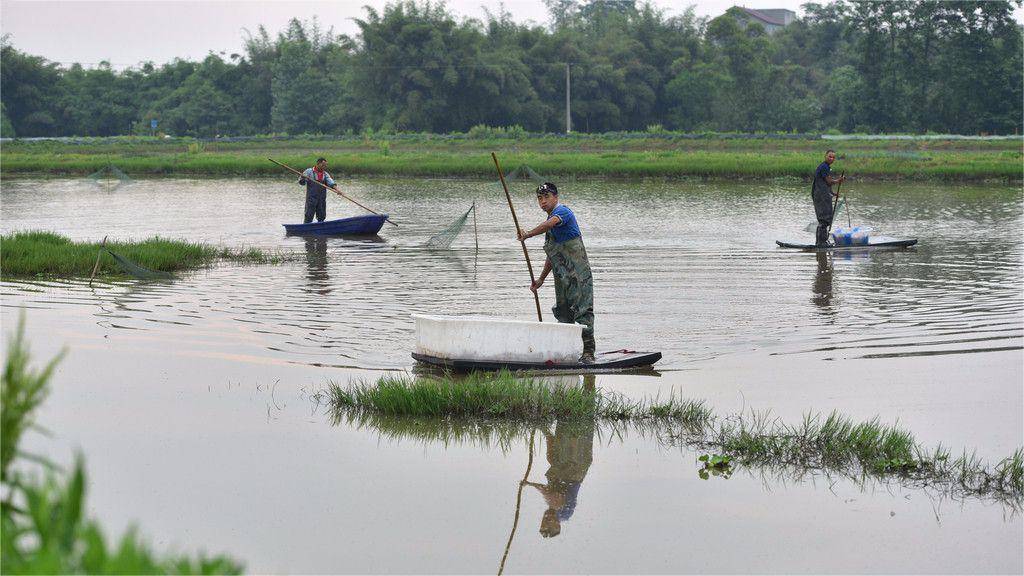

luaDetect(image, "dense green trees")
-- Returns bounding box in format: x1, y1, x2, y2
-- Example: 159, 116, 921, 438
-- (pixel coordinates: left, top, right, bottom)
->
1, 0, 1021, 137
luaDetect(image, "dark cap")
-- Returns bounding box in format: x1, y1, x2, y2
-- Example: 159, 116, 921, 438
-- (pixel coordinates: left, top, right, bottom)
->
536, 182, 558, 197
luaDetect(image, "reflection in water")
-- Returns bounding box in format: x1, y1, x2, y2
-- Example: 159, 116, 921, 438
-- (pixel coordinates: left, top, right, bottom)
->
812, 251, 835, 319
303, 236, 331, 296
526, 420, 595, 538
525, 374, 595, 539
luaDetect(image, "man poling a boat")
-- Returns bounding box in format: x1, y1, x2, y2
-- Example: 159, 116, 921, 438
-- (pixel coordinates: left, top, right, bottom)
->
298, 157, 337, 224
812, 149, 846, 246
517, 182, 596, 364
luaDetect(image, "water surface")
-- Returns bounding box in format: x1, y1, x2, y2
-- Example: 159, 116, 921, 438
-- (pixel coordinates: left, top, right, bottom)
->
1, 177, 1021, 572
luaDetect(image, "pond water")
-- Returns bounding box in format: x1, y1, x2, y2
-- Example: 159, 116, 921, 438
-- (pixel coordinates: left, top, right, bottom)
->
1, 176, 1022, 573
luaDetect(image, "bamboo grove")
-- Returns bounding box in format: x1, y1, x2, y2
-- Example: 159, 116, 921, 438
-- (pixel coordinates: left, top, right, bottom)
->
1, 0, 1021, 138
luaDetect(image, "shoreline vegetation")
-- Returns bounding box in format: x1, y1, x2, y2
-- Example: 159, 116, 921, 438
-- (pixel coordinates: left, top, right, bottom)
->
320, 372, 1024, 505
1, 133, 1021, 181
0, 231, 278, 278
1, 318, 244, 573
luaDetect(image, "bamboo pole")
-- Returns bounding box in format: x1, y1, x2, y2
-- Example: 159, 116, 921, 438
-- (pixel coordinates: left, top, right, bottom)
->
268, 158, 397, 227
492, 152, 543, 322
88, 235, 108, 286
498, 429, 536, 575
827, 171, 845, 236
472, 201, 479, 252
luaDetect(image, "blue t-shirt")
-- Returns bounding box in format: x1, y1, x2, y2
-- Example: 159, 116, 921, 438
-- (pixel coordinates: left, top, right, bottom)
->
549, 204, 582, 244
815, 161, 830, 183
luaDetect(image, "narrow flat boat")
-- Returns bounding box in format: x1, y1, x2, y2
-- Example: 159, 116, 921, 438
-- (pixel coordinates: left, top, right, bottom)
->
283, 214, 388, 235
411, 314, 661, 372
412, 349, 663, 372
776, 236, 917, 251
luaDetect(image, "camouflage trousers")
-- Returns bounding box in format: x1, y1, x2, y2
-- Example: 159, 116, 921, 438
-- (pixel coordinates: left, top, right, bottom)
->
544, 235, 595, 355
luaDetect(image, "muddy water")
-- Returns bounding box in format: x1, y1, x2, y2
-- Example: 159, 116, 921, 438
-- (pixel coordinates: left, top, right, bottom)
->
1, 177, 1021, 572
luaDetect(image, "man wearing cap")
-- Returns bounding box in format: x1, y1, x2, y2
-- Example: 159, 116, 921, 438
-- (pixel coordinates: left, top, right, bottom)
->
517, 182, 596, 363
812, 150, 845, 246
298, 157, 337, 223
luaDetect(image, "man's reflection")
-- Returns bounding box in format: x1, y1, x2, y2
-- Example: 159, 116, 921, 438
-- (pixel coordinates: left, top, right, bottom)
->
304, 236, 331, 295
524, 418, 595, 538
812, 250, 835, 318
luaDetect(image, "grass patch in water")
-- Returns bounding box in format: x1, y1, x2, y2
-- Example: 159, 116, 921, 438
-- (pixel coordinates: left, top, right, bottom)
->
323, 371, 712, 426
0, 230, 279, 277
688, 410, 1023, 500
321, 372, 1023, 503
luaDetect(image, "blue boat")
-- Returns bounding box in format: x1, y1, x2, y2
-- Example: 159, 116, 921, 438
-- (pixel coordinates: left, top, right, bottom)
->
283, 214, 388, 236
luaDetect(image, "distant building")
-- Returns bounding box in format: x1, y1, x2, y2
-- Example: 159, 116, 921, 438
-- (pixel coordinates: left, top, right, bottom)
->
731, 7, 796, 34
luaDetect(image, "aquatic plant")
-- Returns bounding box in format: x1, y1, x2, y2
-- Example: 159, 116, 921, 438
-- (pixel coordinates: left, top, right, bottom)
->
698, 454, 734, 480
321, 370, 711, 428
321, 371, 1024, 504
0, 231, 280, 277
1, 316, 243, 574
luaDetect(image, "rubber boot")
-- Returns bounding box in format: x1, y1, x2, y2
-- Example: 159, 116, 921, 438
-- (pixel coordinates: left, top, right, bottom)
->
580, 330, 596, 364
815, 220, 831, 247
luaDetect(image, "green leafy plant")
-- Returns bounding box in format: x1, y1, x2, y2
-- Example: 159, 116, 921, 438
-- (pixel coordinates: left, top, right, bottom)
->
698, 453, 734, 480
1, 316, 243, 574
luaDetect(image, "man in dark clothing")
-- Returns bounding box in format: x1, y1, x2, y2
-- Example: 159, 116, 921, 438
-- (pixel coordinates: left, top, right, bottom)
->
812, 150, 845, 246
517, 182, 596, 363
298, 157, 337, 223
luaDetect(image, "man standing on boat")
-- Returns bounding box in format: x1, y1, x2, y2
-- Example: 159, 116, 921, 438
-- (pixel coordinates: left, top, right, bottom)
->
812, 150, 845, 246
517, 182, 595, 364
298, 157, 336, 223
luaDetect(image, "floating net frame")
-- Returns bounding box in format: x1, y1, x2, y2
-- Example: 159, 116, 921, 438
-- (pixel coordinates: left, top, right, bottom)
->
423, 165, 549, 250
424, 202, 478, 250
86, 165, 133, 190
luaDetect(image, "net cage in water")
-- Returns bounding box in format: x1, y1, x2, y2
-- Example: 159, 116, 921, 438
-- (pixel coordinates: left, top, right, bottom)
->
423, 165, 550, 250
86, 165, 133, 189
425, 203, 478, 250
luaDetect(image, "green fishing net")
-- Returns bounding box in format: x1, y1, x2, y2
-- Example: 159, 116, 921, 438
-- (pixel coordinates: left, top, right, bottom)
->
425, 203, 477, 249
107, 250, 173, 280
86, 165, 133, 190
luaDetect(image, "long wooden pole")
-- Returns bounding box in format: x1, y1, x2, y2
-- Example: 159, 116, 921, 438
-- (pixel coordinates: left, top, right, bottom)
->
88, 235, 108, 286
268, 158, 398, 227
492, 152, 543, 322
498, 429, 536, 575
827, 171, 845, 235
472, 201, 479, 252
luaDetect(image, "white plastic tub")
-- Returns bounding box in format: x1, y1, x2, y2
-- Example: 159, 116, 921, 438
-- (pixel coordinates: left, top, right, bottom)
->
412, 314, 583, 364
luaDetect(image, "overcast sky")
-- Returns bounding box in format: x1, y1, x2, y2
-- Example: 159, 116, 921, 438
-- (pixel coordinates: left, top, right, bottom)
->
3, 0, 811, 68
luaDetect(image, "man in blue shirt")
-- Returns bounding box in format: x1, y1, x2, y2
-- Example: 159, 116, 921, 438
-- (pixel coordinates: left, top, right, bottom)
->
517, 182, 595, 363
812, 150, 845, 246
298, 157, 337, 223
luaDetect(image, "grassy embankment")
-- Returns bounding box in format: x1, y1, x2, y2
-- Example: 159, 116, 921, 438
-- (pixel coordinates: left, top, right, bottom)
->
2, 133, 1021, 180
321, 372, 1024, 503
1, 317, 244, 573
0, 231, 277, 277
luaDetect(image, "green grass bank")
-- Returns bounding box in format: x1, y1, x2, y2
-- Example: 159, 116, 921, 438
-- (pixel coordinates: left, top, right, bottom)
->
0, 231, 276, 277
321, 372, 1024, 503
2, 134, 1020, 180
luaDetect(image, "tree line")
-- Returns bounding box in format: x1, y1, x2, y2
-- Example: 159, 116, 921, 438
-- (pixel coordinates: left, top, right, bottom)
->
1, 0, 1021, 138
